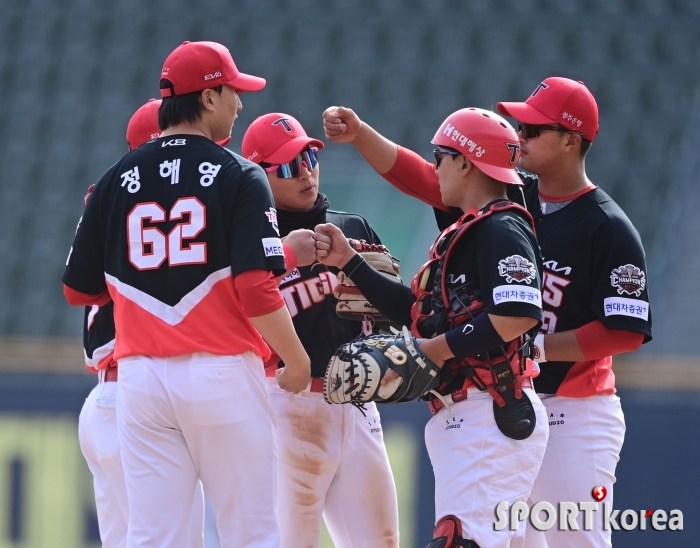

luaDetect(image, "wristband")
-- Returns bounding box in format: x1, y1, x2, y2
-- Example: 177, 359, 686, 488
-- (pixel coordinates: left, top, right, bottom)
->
444, 313, 507, 358
533, 333, 546, 363
341, 253, 365, 279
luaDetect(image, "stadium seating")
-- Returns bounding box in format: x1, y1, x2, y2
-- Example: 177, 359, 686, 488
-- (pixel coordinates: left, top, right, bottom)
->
0, 0, 697, 341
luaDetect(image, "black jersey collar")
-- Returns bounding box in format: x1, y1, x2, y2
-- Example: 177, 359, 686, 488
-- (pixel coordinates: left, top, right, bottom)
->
277, 193, 330, 236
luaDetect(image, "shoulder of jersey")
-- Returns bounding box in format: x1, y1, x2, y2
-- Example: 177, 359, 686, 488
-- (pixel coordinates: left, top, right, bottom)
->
326, 209, 370, 224
585, 187, 642, 234
516, 169, 538, 187
326, 209, 378, 239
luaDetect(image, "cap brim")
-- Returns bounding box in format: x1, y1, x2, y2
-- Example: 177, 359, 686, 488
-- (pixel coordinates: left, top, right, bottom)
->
473, 160, 522, 185
227, 72, 266, 93
265, 136, 325, 164
497, 102, 554, 125
216, 136, 232, 147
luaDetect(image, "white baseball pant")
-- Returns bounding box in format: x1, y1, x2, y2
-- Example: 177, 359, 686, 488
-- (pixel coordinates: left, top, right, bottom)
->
78, 373, 205, 548
524, 394, 625, 548
425, 388, 549, 548
266, 378, 400, 548
117, 352, 279, 548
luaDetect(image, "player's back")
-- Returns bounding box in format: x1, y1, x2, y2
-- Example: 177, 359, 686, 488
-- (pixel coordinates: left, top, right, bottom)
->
68, 135, 285, 361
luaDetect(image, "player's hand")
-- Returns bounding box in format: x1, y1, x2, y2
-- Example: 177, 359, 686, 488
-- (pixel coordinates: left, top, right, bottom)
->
283, 229, 317, 267
275, 360, 311, 394
314, 223, 356, 268
322, 106, 362, 143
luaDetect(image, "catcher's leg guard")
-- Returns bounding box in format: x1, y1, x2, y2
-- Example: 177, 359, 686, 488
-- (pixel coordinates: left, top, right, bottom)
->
425, 515, 481, 548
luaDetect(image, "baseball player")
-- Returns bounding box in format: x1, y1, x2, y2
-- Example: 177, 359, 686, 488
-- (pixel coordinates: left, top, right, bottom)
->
323, 77, 652, 547
63, 41, 311, 547
315, 108, 549, 548
78, 98, 208, 548
241, 113, 400, 548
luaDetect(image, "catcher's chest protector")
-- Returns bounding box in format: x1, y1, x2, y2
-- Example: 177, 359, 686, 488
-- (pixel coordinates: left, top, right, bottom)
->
411, 201, 540, 440
410, 200, 535, 338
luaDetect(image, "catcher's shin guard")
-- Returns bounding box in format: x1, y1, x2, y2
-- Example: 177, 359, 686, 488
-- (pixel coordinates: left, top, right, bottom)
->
425, 515, 481, 548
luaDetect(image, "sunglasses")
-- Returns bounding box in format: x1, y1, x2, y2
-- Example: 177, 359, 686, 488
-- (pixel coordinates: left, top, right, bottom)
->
518, 122, 588, 140
433, 148, 462, 167
262, 147, 319, 179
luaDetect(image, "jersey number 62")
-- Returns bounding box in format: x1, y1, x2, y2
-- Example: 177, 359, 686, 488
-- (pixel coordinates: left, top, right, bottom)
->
127, 197, 207, 270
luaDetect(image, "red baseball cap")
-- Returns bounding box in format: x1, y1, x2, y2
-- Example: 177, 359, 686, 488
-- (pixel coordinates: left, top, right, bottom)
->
242, 113, 324, 164
126, 99, 161, 150
497, 77, 599, 141
160, 41, 265, 97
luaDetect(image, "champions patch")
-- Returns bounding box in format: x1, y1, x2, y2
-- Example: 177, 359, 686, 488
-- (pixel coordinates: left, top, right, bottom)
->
498, 255, 536, 284
262, 237, 284, 257
610, 264, 646, 297
493, 285, 542, 307
604, 297, 649, 320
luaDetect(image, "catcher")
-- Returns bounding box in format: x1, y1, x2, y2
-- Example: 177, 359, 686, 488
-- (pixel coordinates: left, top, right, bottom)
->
241, 113, 400, 548
315, 108, 549, 548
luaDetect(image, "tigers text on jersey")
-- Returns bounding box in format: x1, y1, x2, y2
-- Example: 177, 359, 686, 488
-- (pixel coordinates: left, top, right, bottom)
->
63, 135, 286, 362
519, 176, 652, 396
271, 205, 383, 378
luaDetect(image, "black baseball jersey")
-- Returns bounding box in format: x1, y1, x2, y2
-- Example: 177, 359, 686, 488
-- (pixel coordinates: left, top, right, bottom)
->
63, 135, 286, 361
427, 204, 543, 337
517, 175, 652, 396
83, 303, 116, 372
272, 195, 382, 378
435, 178, 652, 396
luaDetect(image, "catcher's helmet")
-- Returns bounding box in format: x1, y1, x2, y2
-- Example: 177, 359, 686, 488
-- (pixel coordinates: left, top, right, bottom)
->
431, 108, 522, 185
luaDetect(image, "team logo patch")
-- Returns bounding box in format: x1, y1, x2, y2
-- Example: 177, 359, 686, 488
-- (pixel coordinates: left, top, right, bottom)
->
265, 207, 279, 235
610, 264, 646, 297
498, 255, 536, 284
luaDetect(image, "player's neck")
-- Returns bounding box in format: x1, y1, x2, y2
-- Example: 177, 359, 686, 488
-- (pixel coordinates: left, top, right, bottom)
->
457, 178, 506, 213
160, 122, 212, 140
535, 160, 593, 199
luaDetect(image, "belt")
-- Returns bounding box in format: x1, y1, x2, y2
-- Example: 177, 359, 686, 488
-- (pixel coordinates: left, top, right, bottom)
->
100, 367, 118, 382
427, 377, 532, 416
309, 378, 324, 393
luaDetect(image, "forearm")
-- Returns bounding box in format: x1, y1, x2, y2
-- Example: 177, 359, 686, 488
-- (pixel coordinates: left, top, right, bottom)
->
249, 306, 309, 370
541, 330, 585, 362
382, 146, 446, 210
542, 320, 645, 362
341, 254, 415, 326
352, 122, 399, 175
436, 313, 536, 364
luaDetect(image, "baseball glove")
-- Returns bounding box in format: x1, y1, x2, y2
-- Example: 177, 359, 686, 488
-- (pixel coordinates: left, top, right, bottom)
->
324, 326, 440, 410
334, 239, 401, 322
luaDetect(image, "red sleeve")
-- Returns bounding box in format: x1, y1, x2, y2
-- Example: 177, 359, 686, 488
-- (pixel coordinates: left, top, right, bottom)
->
282, 243, 297, 273
234, 269, 286, 317
382, 145, 447, 211
63, 285, 112, 307
574, 319, 645, 361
